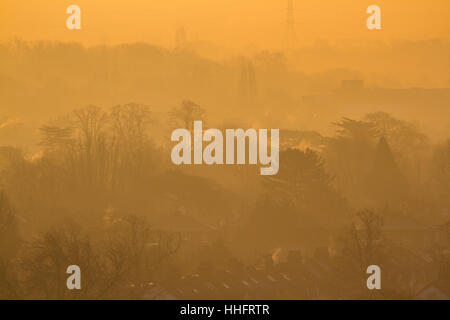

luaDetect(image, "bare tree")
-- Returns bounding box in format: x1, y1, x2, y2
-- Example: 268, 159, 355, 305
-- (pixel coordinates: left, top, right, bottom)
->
102, 215, 181, 298
170, 100, 205, 130
0, 191, 21, 299
14, 214, 182, 299
109, 103, 159, 187
339, 209, 384, 273
20, 223, 104, 299
0, 191, 20, 259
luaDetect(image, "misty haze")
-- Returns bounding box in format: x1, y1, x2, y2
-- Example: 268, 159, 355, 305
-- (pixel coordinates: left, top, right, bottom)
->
0, 0, 449, 300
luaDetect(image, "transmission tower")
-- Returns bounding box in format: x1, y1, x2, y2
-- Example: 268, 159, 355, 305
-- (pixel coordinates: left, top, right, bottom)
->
286, 0, 296, 51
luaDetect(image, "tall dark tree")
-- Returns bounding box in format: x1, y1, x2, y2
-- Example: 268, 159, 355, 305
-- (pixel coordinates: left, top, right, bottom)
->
263, 148, 347, 224
365, 136, 409, 206
324, 117, 377, 207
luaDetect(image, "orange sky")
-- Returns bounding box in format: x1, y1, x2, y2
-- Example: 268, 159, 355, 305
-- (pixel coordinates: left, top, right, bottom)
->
1, 0, 449, 49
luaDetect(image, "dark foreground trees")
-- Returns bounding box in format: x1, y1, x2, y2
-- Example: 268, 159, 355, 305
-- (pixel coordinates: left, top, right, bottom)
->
0, 214, 180, 299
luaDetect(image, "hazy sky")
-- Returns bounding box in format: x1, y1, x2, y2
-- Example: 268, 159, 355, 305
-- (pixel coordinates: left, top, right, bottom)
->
1, 0, 449, 49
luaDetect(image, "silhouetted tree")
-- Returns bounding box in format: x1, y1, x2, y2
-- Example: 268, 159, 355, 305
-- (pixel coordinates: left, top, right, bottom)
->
19, 216, 181, 299
324, 117, 377, 207
264, 148, 346, 223
365, 136, 409, 206
0, 191, 21, 299
339, 209, 384, 274
20, 222, 104, 299
170, 100, 205, 130
432, 139, 450, 209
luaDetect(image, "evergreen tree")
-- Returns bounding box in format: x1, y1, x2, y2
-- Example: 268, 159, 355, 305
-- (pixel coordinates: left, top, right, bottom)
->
366, 136, 408, 206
